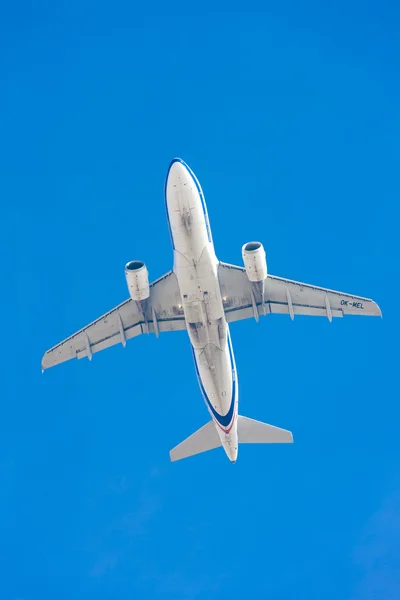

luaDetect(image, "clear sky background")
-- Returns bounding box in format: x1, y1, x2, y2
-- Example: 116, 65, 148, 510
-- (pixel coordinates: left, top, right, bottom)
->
1, 1, 399, 598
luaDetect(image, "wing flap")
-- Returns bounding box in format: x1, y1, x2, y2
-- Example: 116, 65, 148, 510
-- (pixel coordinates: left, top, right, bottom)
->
266, 274, 381, 317
218, 262, 381, 323
75, 322, 145, 361
42, 271, 186, 370
225, 306, 254, 323
268, 302, 343, 318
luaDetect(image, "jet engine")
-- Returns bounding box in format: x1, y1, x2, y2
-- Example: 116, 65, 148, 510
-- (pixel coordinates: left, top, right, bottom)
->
125, 260, 150, 302
242, 242, 267, 282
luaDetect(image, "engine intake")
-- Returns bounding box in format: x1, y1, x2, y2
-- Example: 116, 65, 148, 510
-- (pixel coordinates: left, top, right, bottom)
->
125, 260, 150, 302
242, 241, 267, 282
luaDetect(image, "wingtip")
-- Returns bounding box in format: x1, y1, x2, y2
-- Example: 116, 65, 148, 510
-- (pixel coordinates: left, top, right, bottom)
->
41, 353, 49, 373
373, 301, 382, 318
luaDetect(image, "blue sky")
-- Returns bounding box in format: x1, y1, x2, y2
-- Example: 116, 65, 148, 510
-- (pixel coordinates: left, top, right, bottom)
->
1, 1, 399, 598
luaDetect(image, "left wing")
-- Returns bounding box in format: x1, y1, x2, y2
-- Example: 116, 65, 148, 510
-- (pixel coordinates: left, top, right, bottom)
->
218, 262, 381, 323
42, 271, 186, 370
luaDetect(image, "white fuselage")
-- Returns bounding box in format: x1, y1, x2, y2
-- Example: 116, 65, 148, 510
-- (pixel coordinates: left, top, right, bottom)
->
165, 159, 238, 462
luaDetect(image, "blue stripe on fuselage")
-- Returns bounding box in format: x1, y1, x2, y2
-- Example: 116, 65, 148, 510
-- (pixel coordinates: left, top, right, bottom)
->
191, 330, 237, 428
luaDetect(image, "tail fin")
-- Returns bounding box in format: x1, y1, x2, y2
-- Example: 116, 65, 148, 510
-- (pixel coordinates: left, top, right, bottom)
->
169, 421, 221, 462
238, 415, 293, 444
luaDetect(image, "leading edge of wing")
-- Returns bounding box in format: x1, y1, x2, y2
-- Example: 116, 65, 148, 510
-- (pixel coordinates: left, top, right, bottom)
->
219, 262, 382, 317
42, 270, 176, 354
42, 297, 132, 358
41, 271, 186, 371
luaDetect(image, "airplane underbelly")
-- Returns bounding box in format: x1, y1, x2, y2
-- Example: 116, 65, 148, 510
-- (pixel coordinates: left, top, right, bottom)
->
194, 342, 235, 421
193, 329, 238, 458
165, 159, 238, 458
165, 160, 212, 261
165, 159, 224, 330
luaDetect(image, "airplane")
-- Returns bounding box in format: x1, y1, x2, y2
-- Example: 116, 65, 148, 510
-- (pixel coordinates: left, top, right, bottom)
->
42, 158, 382, 463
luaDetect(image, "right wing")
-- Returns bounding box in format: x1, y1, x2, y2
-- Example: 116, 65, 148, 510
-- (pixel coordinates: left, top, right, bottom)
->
218, 262, 381, 322
42, 271, 186, 371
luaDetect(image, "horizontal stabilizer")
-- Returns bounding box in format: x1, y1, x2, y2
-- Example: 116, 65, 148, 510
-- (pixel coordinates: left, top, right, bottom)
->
170, 421, 222, 462
238, 415, 293, 444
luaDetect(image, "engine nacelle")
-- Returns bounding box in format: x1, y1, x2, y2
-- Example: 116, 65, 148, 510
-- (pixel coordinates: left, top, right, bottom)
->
242, 241, 267, 282
125, 260, 150, 302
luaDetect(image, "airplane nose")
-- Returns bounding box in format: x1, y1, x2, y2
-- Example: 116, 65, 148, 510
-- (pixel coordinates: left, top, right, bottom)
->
167, 159, 192, 189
